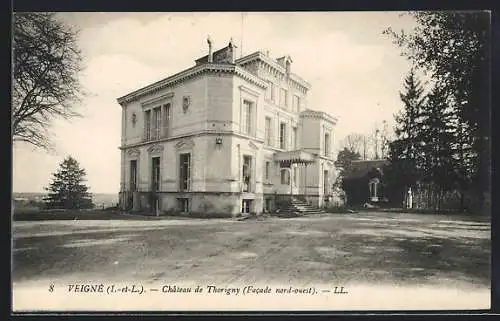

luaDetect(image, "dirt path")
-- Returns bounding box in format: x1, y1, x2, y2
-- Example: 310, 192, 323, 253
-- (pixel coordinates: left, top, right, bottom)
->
12, 212, 491, 311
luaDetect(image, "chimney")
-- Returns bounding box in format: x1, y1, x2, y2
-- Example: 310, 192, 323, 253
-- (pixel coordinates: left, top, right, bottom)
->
207, 35, 213, 63
228, 37, 236, 63
285, 56, 292, 75
276, 56, 286, 67
277, 55, 292, 74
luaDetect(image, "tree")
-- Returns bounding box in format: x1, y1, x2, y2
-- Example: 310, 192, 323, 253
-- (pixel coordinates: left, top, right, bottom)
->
340, 133, 364, 155
12, 12, 85, 150
335, 147, 362, 178
386, 70, 426, 192
384, 11, 491, 212
44, 156, 93, 209
334, 147, 361, 203
379, 120, 390, 159
418, 84, 459, 211
339, 132, 375, 160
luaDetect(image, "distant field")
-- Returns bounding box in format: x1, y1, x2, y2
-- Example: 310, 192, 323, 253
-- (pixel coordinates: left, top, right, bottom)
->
12, 192, 119, 211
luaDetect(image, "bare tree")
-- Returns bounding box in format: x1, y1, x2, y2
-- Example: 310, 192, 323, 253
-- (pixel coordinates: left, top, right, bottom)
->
12, 12, 85, 150
340, 133, 365, 155
380, 120, 390, 159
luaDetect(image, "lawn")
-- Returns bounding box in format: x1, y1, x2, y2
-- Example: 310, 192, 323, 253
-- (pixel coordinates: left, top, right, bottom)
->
11, 212, 491, 311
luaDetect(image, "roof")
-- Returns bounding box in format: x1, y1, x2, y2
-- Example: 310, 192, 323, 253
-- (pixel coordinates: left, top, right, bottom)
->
235, 51, 311, 91
116, 64, 267, 105
274, 149, 315, 165
344, 159, 389, 180
117, 42, 310, 105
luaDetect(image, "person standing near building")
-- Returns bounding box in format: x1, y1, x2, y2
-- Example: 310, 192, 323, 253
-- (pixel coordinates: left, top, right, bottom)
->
406, 187, 413, 209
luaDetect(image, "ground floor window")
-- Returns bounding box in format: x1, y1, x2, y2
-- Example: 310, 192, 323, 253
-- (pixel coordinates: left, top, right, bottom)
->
369, 182, 378, 198
264, 198, 272, 212
178, 198, 190, 213
179, 153, 191, 191
242, 155, 252, 192
280, 169, 290, 185
241, 199, 252, 214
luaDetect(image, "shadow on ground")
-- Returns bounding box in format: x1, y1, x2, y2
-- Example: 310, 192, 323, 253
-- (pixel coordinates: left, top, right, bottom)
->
12, 212, 491, 288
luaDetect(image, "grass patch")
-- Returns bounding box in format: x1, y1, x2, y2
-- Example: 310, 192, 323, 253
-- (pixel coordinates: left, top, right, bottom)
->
323, 206, 355, 214
13, 209, 124, 221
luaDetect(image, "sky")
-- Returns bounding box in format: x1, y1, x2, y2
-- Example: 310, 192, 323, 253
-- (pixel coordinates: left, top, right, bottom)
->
12, 12, 416, 194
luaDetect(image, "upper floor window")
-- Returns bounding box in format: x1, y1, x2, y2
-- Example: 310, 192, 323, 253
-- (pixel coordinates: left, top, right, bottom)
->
152, 107, 162, 140
291, 126, 298, 150
143, 102, 172, 142
265, 161, 270, 180
292, 95, 300, 113
265, 116, 272, 146
144, 110, 151, 141
266, 81, 275, 102
280, 88, 288, 107
324, 132, 331, 157
163, 103, 172, 138
279, 122, 287, 150
241, 100, 253, 135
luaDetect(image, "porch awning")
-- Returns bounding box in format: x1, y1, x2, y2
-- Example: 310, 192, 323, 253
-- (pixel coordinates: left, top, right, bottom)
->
274, 149, 315, 167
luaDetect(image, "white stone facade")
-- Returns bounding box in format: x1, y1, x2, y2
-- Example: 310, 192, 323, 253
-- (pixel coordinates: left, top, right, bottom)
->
117, 41, 337, 216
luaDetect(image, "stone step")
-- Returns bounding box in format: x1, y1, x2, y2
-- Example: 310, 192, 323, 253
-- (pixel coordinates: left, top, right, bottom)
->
276, 198, 324, 216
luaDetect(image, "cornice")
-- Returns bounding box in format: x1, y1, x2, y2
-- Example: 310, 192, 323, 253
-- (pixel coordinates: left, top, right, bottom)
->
300, 109, 338, 125
119, 130, 265, 151
117, 64, 267, 106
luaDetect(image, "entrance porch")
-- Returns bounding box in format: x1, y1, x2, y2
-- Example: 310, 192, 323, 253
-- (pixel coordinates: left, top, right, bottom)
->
273, 149, 316, 205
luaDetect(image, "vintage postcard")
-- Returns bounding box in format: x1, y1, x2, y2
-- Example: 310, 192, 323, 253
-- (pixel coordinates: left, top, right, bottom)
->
11, 11, 491, 312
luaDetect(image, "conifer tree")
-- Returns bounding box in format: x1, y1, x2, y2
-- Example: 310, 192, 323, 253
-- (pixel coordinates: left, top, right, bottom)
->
44, 156, 93, 209
419, 84, 458, 211
384, 11, 490, 213
384, 70, 426, 205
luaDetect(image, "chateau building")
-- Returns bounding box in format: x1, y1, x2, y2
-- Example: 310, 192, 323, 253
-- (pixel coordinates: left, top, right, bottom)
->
117, 38, 338, 216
